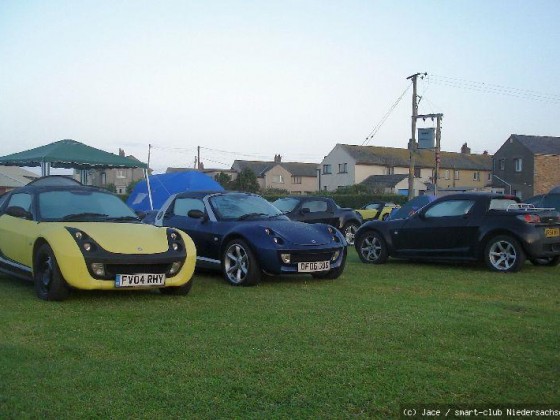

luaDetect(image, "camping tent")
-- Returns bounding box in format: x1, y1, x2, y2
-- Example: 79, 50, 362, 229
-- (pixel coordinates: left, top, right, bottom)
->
0, 139, 147, 176
387, 195, 437, 220
127, 171, 224, 211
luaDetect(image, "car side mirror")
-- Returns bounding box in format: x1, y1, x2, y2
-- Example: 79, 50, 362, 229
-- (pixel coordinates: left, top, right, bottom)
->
300, 208, 310, 215
414, 210, 425, 219
188, 209, 206, 219
6, 206, 33, 220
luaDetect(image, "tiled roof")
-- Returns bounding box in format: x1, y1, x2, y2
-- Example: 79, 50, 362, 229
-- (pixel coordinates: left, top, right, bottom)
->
511, 134, 560, 155
232, 160, 319, 177
339, 144, 492, 170
0, 166, 39, 188
360, 174, 408, 188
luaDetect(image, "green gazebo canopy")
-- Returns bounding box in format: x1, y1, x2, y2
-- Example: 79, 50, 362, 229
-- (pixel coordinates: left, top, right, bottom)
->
0, 139, 148, 172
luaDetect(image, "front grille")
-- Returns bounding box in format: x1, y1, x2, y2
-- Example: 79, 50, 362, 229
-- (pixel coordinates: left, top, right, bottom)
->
105, 264, 171, 276
290, 252, 333, 263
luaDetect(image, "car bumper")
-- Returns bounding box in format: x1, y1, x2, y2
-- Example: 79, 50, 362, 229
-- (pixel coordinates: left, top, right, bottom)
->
523, 231, 560, 258
54, 236, 197, 291
257, 244, 346, 275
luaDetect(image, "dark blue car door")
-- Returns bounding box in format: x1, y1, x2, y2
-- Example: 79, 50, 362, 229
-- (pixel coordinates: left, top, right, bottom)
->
162, 197, 222, 262
391, 198, 478, 258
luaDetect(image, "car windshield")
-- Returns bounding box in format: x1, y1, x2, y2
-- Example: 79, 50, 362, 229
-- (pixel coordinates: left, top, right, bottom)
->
272, 197, 300, 213
38, 190, 138, 221
210, 193, 283, 221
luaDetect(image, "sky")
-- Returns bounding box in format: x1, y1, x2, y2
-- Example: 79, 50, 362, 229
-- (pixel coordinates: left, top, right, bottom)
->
1, 0, 559, 174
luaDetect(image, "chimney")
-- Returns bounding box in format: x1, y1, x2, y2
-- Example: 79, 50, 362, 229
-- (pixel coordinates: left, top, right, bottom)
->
460, 143, 471, 154
274, 154, 282, 163
119, 148, 125, 157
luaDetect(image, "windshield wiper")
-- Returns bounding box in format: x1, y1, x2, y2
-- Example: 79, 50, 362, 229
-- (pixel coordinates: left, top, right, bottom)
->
238, 212, 267, 220
62, 212, 109, 221
106, 216, 140, 222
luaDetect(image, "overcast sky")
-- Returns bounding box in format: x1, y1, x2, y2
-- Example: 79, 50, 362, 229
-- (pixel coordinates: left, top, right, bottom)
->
1, 1, 559, 174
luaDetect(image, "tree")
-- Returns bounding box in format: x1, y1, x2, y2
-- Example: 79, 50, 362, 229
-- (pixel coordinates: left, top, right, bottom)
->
104, 183, 117, 193
126, 179, 142, 194
231, 168, 260, 193
214, 172, 233, 189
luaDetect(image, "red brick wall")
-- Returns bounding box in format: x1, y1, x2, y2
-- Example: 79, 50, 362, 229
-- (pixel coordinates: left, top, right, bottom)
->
534, 155, 560, 195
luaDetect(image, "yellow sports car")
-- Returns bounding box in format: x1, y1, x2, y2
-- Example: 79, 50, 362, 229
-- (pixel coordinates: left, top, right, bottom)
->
357, 201, 400, 221
0, 177, 196, 301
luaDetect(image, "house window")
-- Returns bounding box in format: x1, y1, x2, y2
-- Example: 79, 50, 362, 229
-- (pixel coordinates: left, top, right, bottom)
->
514, 158, 522, 172
117, 186, 126, 194
454, 170, 460, 180
272, 175, 284, 184
487, 173, 492, 182
414, 167, 421, 178
473, 172, 480, 181
444, 170, 450, 180
322, 164, 332, 175
116, 169, 126, 179
292, 176, 302, 184
338, 163, 348, 174
499, 159, 505, 170
100, 172, 107, 185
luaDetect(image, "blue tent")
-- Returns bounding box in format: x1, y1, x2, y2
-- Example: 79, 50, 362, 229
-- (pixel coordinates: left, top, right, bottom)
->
387, 194, 437, 220
127, 171, 224, 211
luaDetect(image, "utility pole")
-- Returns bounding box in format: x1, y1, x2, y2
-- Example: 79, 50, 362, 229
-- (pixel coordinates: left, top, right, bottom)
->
197, 146, 201, 170
434, 114, 442, 196
416, 113, 444, 195
406, 73, 426, 200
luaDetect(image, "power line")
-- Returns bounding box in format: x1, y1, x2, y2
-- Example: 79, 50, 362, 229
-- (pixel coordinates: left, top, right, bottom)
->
426, 74, 560, 104
362, 83, 411, 146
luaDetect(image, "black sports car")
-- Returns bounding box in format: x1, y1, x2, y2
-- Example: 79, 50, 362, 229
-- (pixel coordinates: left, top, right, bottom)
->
354, 193, 560, 272
143, 191, 347, 286
272, 196, 363, 245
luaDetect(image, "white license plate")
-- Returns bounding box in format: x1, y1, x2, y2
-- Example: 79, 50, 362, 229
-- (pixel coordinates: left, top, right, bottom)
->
298, 261, 330, 272
115, 273, 166, 287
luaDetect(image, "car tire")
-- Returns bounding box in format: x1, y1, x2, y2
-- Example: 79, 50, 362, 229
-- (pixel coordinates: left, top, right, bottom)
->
311, 249, 347, 279
484, 235, 525, 272
355, 231, 388, 264
529, 256, 560, 267
159, 279, 193, 295
222, 239, 261, 286
34, 244, 71, 301
342, 221, 360, 245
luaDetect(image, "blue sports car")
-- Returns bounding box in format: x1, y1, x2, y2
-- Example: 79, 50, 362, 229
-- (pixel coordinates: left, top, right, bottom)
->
143, 191, 347, 286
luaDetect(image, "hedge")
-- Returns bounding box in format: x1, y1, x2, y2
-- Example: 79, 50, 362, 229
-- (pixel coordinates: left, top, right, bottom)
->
261, 193, 408, 209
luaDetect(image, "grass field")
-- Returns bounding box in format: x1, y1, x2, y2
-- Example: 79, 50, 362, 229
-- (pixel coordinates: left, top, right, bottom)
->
1, 249, 559, 418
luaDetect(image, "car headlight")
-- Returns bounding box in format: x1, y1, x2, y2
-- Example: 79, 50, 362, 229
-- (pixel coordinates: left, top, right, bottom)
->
266, 227, 285, 245
90, 263, 105, 277
67, 228, 99, 252
168, 261, 183, 275
331, 250, 340, 261
280, 253, 291, 264
167, 229, 184, 252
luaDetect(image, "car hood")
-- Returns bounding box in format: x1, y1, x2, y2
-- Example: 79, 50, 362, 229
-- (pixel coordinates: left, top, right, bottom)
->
263, 220, 335, 246
62, 222, 171, 254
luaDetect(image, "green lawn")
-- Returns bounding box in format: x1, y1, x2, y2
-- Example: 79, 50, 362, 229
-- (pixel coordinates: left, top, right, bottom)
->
1, 250, 559, 418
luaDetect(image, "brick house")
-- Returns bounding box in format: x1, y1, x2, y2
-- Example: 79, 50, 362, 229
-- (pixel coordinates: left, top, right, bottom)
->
493, 134, 560, 199
77, 149, 146, 194
232, 155, 319, 194
319, 143, 492, 195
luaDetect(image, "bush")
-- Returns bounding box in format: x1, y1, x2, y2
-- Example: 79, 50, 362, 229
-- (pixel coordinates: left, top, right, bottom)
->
261, 192, 407, 209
